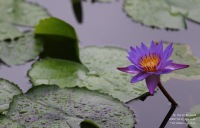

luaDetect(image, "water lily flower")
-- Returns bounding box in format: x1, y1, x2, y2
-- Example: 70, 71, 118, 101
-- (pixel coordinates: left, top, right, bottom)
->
117, 41, 189, 95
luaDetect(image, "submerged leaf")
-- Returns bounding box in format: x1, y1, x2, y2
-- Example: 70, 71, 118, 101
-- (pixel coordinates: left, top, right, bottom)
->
124, 0, 200, 29
161, 42, 200, 81
0, 21, 22, 41
185, 105, 200, 128
0, 79, 22, 113
6, 85, 135, 128
0, 32, 43, 66
29, 47, 149, 103
0, 0, 50, 26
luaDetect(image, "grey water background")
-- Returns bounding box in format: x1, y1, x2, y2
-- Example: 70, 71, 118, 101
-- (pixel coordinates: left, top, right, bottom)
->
0, 0, 200, 127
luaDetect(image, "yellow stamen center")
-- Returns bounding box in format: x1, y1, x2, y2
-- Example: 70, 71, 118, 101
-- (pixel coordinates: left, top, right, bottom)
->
139, 54, 160, 72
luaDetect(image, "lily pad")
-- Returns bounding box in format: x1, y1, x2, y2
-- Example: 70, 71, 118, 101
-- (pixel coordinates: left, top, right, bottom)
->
0, 0, 50, 26
29, 47, 149, 103
124, 0, 200, 29
5, 85, 134, 128
185, 105, 200, 128
0, 32, 43, 66
0, 115, 24, 128
0, 21, 22, 41
0, 78, 22, 113
161, 42, 200, 81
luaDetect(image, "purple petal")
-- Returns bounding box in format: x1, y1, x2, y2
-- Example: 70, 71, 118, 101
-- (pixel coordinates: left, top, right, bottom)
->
130, 72, 149, 83
161, 48, 174, 63
117, 67, 140, 74
136, 46, 145, 56
127, 51, 136, 58
128, 65, 144, 72
162, 69, 172, 74
156, 41, 163, 55
163, 60, 173, 68
150, 40, 156, 53
127, 56, 138, 65
156, 63, 162, 70
145, 75, 160, 94
165, 63, 189, 71
163, 43, 173, 56
130, 46, 138, 54
141, 43, 149, 54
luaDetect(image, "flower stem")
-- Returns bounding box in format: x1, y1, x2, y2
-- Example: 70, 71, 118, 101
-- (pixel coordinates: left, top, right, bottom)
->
158, 81, 178, 106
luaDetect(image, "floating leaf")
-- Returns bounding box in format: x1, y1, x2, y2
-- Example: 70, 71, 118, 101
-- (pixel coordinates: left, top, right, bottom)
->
0, 21, 22, 41
0, 0, 50, 26
29, 47, 149, 103
0, 32, 43, 66
5, 85, 134, 127
0, 79, 22, 113
161, 42, 200, 81
0, 115, 24, 127
124, 0, 200, 29
35, 17, 80, 63
185, 105, 200, 128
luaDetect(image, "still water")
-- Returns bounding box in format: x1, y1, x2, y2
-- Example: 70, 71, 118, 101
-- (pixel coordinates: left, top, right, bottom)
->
1, 0, 200, 127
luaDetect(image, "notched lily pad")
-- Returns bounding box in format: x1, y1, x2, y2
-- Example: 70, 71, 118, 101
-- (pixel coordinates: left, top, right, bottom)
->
0, 78, 22, 113
29, 46, 149, 103
6, 85, 135, 128
0, 32, 43, 66
124, 0, 200, 29
185, 105, 200, 128
161, 42, 200, 81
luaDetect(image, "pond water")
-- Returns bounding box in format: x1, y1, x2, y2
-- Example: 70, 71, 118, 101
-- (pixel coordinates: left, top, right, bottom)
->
1, 0, 200, 127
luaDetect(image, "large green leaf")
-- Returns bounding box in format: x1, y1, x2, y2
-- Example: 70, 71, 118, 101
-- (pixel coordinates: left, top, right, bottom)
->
0, 32, 43, 66
124, 0, 200, 29
34, 17, 80, 63
35, 17, 77, 40
185, 105, 200, 128
0, 79, 22, 113
161, 42, 200, 81
0, 21, 22, 41
0, 0, 50, 26
4, 85, 135, 128
28, 47, 149, 103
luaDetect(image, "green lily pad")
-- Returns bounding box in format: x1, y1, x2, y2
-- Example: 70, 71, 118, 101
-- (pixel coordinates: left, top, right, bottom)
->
0, 21, 22, 41
161, 42, 200, 81
124, 0, 200, 29
29, 47, 149, 103
0, 0, 50, 26
0, 32, 43, 66
185, 105, 200, 128
0, 78, 22, 113
0, 115, 24, 128
5, 85, 134, 128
